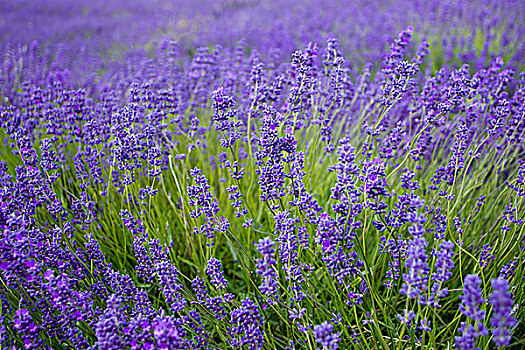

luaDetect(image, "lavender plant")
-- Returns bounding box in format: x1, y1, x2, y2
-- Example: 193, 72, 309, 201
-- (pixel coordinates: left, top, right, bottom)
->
0, 1, 524, 349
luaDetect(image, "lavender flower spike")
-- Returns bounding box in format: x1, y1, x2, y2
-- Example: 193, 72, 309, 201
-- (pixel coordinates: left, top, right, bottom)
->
455, 274, 488, 350
255, 236, 279, 304
489, 277, 517, 347
313, 321, 341, 350
206, 258, 228, 289
459, 275, 486, 325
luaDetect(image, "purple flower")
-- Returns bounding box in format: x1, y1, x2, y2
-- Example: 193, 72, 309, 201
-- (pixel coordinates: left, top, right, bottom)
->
400, 233, 429, 300
92, 295, 127, 350
419, 318, 432, 332
155, 260, 186, 314
313, 321, 340, 350
500, 257, 518, 279
152, 313, 185, 350
206, 258, 227, 289
12, 308, 43, 349
192, 275, 233, 322
188, 167, 220, 220
183, 309, 210, 349
192, 276, 209, 303
396, 309, 416, 326
255, 237, 279, 304
361, 158, 388, 203
455, 274, 487, 349
489, 278, 517, 347
229, 297, 264, 350
123, 210, 186, 313
459, 275, 486, 324
187, 167, 223, 244
455, 323, 479, 350
211, 87, 242, 148
322, 246, 363, 285
382, 27, 413, 76
427, 240, 455, 307
379, 234, 407, 290
478, 244, 494, 268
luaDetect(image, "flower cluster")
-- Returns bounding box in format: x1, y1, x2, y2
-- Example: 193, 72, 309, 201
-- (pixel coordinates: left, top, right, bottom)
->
456, 275, 488, 349
255, 237, 279, 305
489, 278, 517, 347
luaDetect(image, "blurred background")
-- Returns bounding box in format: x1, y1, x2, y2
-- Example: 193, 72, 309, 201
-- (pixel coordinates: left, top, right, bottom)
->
1, 0, 524, 98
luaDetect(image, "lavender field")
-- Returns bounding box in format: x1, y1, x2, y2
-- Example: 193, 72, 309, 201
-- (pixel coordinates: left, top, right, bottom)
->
1, 0, 524, 349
